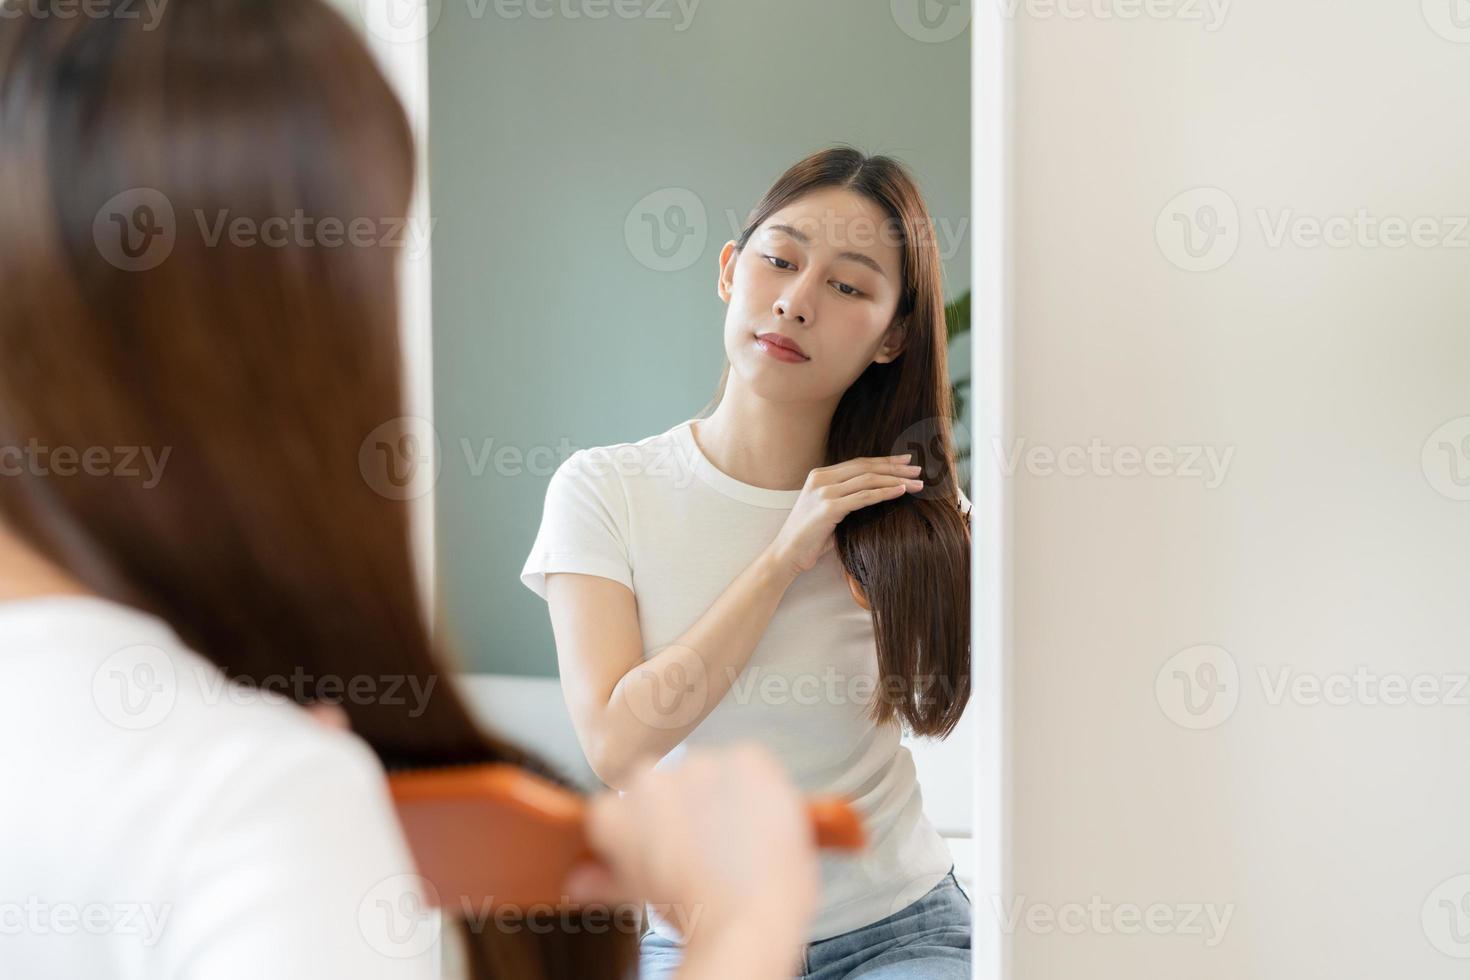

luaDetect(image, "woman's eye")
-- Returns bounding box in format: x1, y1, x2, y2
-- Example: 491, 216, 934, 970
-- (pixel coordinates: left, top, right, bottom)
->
764, 255, 795, 270
833, 281, 862, 297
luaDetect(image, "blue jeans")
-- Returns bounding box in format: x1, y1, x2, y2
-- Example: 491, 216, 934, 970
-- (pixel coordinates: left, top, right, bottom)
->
639, 868, 972, 979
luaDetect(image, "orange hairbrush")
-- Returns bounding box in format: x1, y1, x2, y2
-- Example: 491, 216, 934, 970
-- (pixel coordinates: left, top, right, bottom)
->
388, 763, 865, 909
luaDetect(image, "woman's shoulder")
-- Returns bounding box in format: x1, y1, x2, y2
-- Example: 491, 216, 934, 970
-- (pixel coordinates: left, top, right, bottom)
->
0, 594, 429, 977
550, 419, 693, 489
0, 593, 396, 829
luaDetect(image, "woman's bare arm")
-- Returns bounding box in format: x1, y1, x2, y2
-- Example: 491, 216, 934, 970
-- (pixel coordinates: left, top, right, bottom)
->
545, 453, 925, 789
545, 545, 796, 788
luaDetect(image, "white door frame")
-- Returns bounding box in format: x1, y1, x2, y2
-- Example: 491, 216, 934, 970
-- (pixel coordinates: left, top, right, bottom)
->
973, 2, 1014, 978
358, 10, 438, 623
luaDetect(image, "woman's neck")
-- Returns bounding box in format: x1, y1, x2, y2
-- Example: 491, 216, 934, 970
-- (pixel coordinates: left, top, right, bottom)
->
694, 382, 836, 491
0, 523, 91, 603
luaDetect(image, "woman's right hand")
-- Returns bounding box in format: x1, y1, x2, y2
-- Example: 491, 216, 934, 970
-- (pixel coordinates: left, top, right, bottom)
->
565, 744, 819, 968
766, 453, 927, 577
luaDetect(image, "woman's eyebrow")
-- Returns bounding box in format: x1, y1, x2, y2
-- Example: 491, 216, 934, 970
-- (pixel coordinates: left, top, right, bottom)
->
766, 222, 889, 280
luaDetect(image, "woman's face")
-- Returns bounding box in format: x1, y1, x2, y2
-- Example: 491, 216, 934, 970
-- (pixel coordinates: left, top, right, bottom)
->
717, 187, 905, 404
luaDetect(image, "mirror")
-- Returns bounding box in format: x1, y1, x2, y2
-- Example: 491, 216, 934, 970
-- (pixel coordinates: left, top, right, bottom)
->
422, 0, 976, 963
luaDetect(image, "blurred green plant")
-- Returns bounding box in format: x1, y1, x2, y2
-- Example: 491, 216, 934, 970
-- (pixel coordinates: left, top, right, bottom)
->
945, 290, 971, 419
944, 290, 971, 482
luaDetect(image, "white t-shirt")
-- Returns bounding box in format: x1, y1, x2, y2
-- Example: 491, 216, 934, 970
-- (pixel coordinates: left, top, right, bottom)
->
0, 595, 438, 979
520, 417, 968, 943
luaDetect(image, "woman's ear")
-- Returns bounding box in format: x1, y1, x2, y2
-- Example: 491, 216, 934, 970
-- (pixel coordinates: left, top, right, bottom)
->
845, 569, 871, 611
716, 241, 739, 302
872, 317, 906, 365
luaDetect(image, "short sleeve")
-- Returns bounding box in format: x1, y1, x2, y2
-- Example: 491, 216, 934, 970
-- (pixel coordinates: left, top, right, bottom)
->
162, 723, 437, 980
520, 448, 634, 599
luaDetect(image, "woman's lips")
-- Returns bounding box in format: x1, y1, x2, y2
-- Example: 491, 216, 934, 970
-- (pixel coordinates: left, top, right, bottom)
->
754, 334, 810, 363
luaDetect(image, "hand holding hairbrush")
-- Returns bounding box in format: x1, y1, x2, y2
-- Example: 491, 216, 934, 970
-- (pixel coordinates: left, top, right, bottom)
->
388, 763, 865, 909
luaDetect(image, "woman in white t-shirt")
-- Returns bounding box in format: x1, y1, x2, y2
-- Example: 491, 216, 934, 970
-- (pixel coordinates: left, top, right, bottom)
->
523, 147, 974, 979
0, 3, 824, 979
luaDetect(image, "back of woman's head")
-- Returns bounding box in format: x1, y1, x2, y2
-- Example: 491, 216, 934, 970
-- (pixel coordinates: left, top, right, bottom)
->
0, 1, 634, 974
709, 146, 971, 738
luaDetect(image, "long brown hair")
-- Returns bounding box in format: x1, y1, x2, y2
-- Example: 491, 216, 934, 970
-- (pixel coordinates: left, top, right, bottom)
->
0, 0, 634, 975
703, 146, 971, 738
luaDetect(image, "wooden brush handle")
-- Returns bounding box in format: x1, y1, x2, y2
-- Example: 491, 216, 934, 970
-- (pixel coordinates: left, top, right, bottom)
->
807, 796, 865, 850
389, 766, 866, 909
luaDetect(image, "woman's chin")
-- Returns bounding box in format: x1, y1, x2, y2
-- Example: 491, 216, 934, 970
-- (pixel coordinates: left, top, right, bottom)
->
739, 368, 813, 402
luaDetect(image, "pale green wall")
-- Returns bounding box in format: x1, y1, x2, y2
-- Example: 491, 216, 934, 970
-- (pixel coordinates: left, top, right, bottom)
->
430, 0, 970, 675
321, 0, 361, 30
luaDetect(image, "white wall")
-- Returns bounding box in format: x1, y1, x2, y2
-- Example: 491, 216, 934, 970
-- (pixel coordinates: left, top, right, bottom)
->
1007, 3, 1470, 977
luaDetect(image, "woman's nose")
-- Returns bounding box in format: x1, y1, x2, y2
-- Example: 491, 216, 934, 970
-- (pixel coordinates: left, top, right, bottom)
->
773, 297, 810, 324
